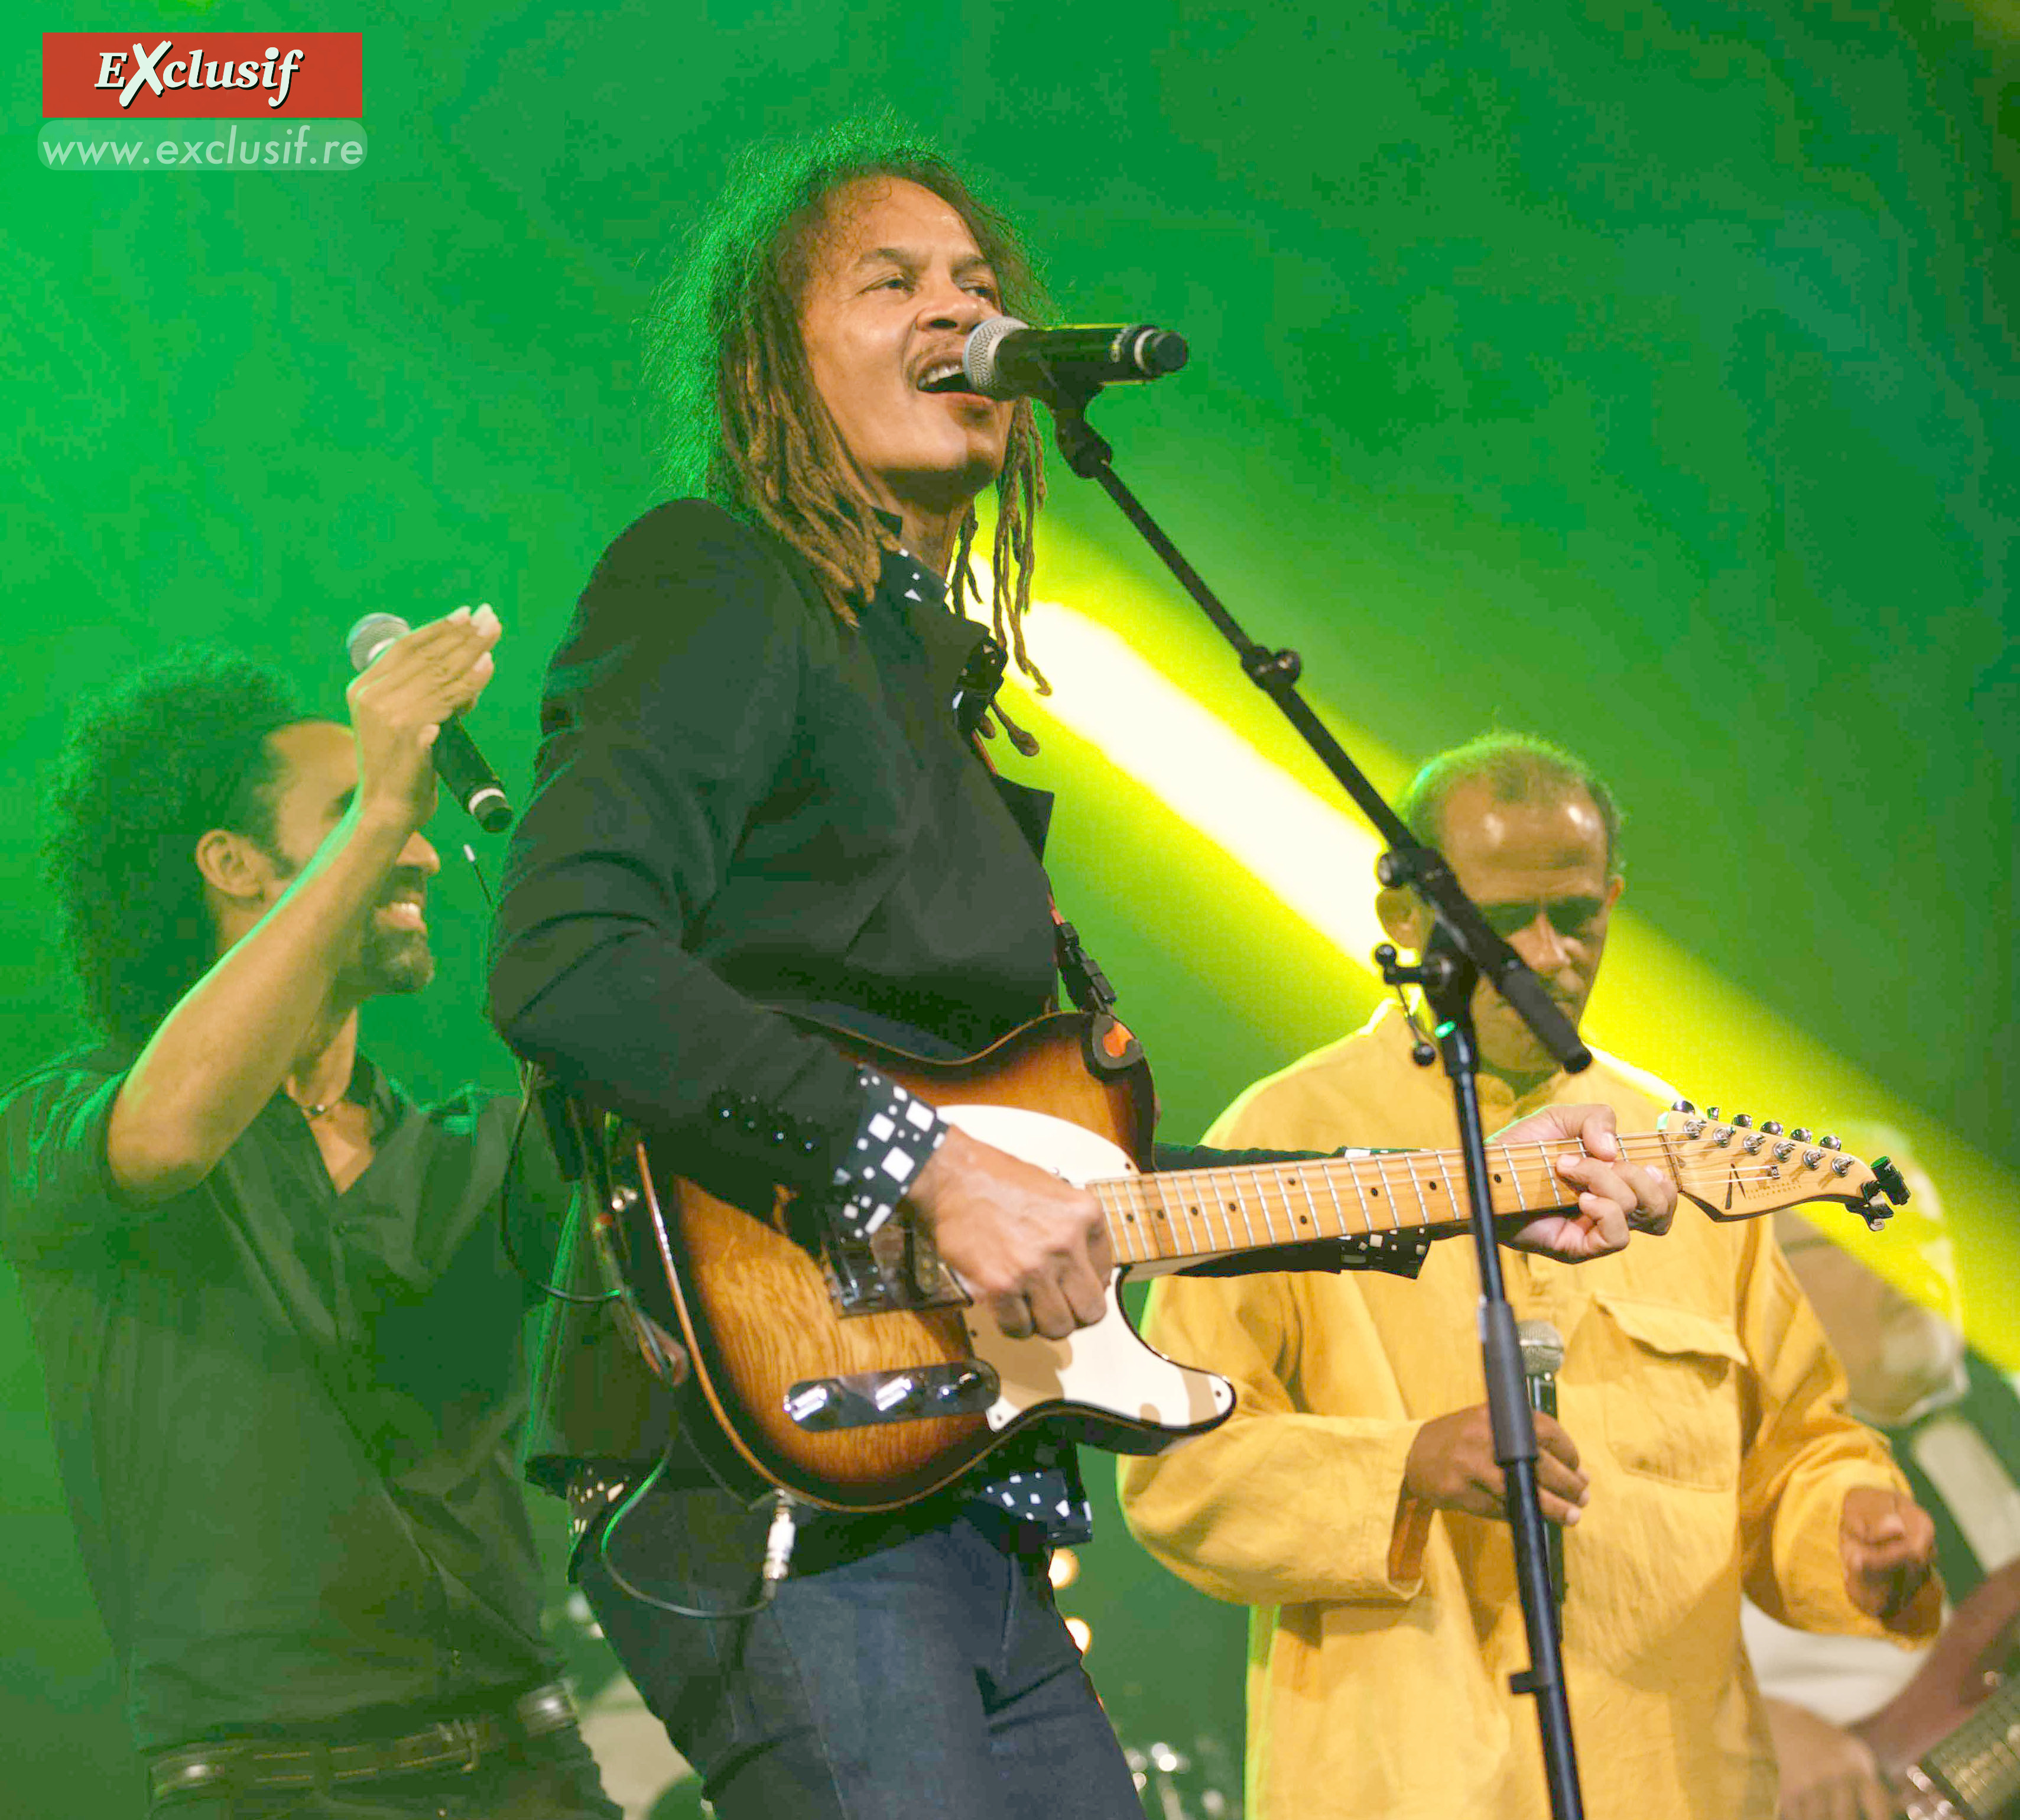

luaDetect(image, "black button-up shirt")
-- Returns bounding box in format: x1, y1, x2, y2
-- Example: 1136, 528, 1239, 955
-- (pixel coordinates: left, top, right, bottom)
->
0, 1050, 562, 1750
488, 498, 1058, 1189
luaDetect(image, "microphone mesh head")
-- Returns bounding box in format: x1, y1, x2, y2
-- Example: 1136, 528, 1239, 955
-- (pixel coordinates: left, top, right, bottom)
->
346, 612, 411, 674
1516, 1320, 1565, 1377
962, 316, 1028, 395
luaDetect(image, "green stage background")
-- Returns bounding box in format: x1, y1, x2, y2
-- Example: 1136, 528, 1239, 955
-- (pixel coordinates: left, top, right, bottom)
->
5, 2, 2014, 1813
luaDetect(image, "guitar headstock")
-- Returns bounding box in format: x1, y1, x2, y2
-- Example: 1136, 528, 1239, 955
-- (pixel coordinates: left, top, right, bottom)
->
1658, 1102, 1910, 1229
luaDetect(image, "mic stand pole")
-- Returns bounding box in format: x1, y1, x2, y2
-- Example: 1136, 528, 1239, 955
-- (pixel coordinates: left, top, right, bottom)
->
1379, 923, 1585, 1820
1042, 378, 1588, 1820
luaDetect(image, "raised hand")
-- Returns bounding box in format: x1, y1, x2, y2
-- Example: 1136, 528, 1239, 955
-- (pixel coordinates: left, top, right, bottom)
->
345, 604, 500, 831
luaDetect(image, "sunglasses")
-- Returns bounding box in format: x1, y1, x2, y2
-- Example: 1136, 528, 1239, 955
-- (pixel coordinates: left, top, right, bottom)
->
1473, 896, 1607, 941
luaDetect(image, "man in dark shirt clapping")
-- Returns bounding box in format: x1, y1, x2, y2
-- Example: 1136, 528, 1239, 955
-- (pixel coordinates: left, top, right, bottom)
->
1, 622, 618, 1818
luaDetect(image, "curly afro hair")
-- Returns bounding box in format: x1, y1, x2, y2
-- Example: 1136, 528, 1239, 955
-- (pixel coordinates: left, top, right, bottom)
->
44, 645, 307, 1047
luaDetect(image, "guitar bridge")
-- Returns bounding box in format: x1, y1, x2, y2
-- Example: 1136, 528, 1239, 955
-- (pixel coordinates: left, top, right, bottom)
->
823, 1215, 969, 1316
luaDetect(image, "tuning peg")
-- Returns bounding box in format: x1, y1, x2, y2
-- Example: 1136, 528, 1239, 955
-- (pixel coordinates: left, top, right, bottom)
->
1856, 1178, 1895, 1231
1819, 1134, 1840, 1149
1670, 1098, 1696, 1115
1761, 1120, 1784, 1136
1791, 1127, 1813, 1142
1733, 1112, 1752, 1127
1706, 1105, 1721, 1120
1872, 1157, 1910, 1205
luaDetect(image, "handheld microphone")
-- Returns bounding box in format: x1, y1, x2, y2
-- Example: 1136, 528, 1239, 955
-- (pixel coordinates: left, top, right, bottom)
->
344, 612, 514, 833
955, 317, 1189, 400
1516, 1319, 1567, 1608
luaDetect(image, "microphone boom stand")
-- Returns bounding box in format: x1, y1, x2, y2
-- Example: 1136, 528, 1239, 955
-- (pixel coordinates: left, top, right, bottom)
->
1041, 377, 1591, 1820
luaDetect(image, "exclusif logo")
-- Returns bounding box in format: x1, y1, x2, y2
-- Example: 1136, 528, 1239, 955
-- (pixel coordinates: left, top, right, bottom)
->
41, 33, 363, 119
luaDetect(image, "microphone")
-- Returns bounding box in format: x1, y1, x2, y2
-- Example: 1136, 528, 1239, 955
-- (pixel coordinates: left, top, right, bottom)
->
1516, 1319, 1567, 1608
344, 612, 514, 833
955, 318, 1189, 400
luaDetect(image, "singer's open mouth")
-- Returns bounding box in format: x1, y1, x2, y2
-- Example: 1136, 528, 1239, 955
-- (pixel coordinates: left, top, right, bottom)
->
916, 360, 974, 394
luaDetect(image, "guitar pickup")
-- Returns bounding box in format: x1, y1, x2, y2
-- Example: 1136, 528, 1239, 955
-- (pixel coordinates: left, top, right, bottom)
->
784, 1362, 1000, 1430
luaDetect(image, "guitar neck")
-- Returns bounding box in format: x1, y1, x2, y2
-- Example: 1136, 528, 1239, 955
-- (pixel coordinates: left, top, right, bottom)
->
1087, 1117, 1890, 1270
1091, 1136, 1646, 1269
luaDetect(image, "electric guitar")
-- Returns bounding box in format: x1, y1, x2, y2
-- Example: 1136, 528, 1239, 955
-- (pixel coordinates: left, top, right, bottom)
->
1854, 1559, 2020, 1818
596, 1011, 1909, 1513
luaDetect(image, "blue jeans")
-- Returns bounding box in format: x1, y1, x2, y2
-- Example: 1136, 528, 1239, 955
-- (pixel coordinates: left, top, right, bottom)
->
575, 1482, 1142, 1819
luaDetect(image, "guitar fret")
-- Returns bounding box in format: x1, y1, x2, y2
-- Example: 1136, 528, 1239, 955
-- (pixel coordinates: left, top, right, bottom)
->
1293, 1162, 1323, 1238
1317, 1156, 1350, 1239
1099, 1177, 1141, 1265
1530, 1143, 1557, 1213
1226, 1167, 1260, 1253
1241, 1169, 1285, 1247
1402, 1154, 1433, 1230
1501, 1142, 1529, 1215
1257, 1163, 1294, 1241
1186, 1168, 1226, 1257
1261, 1166, 1294, 1242
1143, 1170, 1177, 1263
1369, 1152, 1401, 1230
1179, 1171, 1210, 1261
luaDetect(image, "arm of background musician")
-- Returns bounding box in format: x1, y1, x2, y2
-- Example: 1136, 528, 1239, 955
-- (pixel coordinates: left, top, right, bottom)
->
1761, 1698, 1894, 1820
486, 502, 869, 1171
106, 609, 498, 1201
1736, 1222, 1942, 1642
1118, 1270, 1437, 1605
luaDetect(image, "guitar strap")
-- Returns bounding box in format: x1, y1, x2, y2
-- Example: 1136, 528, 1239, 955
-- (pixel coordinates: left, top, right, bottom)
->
1048, 900, 1145, 1078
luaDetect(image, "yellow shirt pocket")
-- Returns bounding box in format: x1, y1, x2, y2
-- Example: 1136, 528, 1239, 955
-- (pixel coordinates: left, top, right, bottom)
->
1590, 1294, 1748, 1492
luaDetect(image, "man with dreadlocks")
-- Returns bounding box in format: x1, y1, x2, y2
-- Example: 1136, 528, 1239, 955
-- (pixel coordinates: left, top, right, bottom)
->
487, 121, 1673, 1820
2, 632, 620, 1818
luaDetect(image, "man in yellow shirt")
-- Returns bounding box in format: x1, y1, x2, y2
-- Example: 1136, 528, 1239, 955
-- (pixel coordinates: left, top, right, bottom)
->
1118, 733, 1938, 1820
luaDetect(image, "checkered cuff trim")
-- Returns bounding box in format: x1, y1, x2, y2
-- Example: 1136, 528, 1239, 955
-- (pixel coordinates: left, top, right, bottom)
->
832, 1069, 946, 1237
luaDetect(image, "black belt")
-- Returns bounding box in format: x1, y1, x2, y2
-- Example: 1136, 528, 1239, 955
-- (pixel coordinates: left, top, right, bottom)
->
147, 1682, 577, 1805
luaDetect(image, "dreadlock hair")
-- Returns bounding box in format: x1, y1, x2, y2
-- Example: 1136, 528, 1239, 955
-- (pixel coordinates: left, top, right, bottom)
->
44, 646, 306, 1048
1398, 731, 1625, 875
644, 115, 1054, 689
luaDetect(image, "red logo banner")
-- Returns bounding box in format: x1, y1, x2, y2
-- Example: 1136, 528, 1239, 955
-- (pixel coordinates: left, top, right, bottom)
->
41, 33, 363, 118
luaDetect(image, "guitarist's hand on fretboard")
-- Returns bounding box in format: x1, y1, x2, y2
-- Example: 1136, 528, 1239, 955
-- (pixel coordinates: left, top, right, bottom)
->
907, 1125, 1115, 1341
1492, 1103, 1678, 1261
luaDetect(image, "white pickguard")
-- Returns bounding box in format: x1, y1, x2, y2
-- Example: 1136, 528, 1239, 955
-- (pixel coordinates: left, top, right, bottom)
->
937, 1103, 1233, 1443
